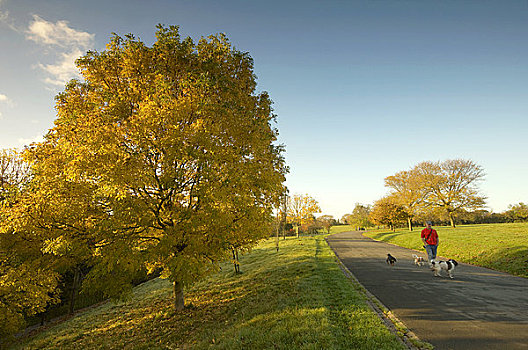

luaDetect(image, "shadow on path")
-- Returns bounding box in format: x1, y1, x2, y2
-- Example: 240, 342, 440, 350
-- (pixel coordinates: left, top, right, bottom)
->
327, 231, 528, 350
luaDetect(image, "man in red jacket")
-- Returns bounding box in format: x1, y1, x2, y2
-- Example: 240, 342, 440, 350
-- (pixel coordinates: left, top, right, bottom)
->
421, 221, 439, 263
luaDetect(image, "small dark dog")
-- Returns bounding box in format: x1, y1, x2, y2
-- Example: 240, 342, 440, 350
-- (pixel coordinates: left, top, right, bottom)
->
386, 253, 397, 266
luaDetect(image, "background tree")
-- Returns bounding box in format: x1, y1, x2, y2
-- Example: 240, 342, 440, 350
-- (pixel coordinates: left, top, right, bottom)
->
318, 215, 335, 234
369, 196, 407, 231
0, 149, 60, 338
0, 149, 31, 204
344, 203, 372, 230
385, 168, 428, 231
287, 194, 321, 237
278, 191, 289, 240
504, 203, 528, 222
20, 142, 138, 312
20, 25, 287, 311
417, 159, 486, 228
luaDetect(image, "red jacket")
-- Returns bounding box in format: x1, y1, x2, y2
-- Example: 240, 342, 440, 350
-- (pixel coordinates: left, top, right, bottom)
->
421, 228, 438, 245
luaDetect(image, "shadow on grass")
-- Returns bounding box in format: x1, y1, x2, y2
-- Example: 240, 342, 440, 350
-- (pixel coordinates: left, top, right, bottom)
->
473, 246, 528, 278
14, 237, 405, 350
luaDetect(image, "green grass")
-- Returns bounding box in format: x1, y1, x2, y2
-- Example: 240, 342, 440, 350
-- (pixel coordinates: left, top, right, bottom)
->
327, 225, 359, 234
13, 236, 405, 350
363, 223, 528, 278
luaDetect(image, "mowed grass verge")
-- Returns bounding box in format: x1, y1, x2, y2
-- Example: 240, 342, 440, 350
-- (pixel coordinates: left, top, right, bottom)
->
363, 223, 528, 278
13, 236, 406, 350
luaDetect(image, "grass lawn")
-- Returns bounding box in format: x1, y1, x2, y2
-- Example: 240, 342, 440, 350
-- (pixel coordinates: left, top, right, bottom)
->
324, 225, 360, 234
362, 223, 528, 278
12, 236, 406, 350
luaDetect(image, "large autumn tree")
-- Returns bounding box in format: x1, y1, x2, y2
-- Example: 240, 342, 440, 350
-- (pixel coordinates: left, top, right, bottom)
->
384, 168, 428, 231
416, 159, 486, 228
23, 25, 287, 311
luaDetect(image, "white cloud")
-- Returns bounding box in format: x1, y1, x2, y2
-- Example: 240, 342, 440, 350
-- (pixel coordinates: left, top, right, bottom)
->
0, 5, 7, 22
37, 49, 83, 86
18, 134, 45, 147
25, 15, 94, 88
26, 15, 94, 49
0, 0, 20, 32
0, 93, 13, 112
0, 93, 8, 119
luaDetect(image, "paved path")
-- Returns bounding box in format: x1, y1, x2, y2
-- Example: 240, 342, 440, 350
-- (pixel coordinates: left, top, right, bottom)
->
326, 231, 528, 350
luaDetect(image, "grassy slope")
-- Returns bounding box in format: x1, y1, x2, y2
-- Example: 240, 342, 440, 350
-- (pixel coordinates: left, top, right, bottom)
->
13, 236, 405, 350
363, 223, 528, 278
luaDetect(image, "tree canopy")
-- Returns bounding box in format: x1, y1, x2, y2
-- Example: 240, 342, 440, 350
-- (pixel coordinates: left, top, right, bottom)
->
286, 194, 321, 235
384, 168, 428, 231
417, 159, 486, 227
343, 203, 372, 229
0, 150, 60, 338
1, 24, 287, 329
382, 159, 486, 228
369, 196, 407, 231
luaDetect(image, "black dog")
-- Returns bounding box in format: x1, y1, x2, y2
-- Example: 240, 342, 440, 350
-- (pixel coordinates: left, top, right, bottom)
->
386, 254, 397, 266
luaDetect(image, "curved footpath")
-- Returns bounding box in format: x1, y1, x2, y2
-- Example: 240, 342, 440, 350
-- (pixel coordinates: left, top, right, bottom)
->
326, 231, 528, 350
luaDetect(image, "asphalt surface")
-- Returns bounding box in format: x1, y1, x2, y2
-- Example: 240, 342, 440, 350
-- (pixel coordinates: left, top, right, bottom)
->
326, 231, 528, 350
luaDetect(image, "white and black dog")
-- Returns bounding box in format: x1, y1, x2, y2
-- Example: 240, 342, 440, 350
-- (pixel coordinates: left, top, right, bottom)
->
412, 254, 426, 266
431, 259, 458, 279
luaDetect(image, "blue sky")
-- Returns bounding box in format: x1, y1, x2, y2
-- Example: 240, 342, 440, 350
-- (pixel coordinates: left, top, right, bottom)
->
1, 0, 527, 219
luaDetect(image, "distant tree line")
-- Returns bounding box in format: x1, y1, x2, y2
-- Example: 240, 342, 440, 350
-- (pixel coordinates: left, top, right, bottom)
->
342, 159, 528, 231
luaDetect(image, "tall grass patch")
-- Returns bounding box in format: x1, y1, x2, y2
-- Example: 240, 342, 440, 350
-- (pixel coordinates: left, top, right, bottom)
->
13, 236, 405, 349
363, 223, 528, 278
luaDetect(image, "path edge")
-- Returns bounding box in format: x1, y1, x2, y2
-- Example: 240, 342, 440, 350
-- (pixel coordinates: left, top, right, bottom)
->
325, 236, 434, 350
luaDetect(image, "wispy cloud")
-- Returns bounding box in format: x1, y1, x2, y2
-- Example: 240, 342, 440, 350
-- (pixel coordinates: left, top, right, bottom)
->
26, 15, 94, 49
0, 0, 7, 21
37, 49, 84, 86
0, 0, 16, 30
0, 92, 13, 107
25, 15, 94, 88
0, 93, 13, 120
0, 0, 19, 32
18, 133, 45, 147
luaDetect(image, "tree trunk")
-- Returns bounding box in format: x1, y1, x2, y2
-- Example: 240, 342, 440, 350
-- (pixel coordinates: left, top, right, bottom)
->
449, 212, 456, 228
276, 220, 280, 252
232, 248, 238, 273
295, 224, 299, 238
235, 249, 240, 273
231, 248, 240, 273
407, 216, 413, 231
173, 280, 184, 311
69, 267, 81, 315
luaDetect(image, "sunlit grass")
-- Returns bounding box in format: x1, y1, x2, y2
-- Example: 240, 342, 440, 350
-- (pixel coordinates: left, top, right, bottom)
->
363, 223, 528, 278
327, 225, 356, 234
13, 235, 405, 349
